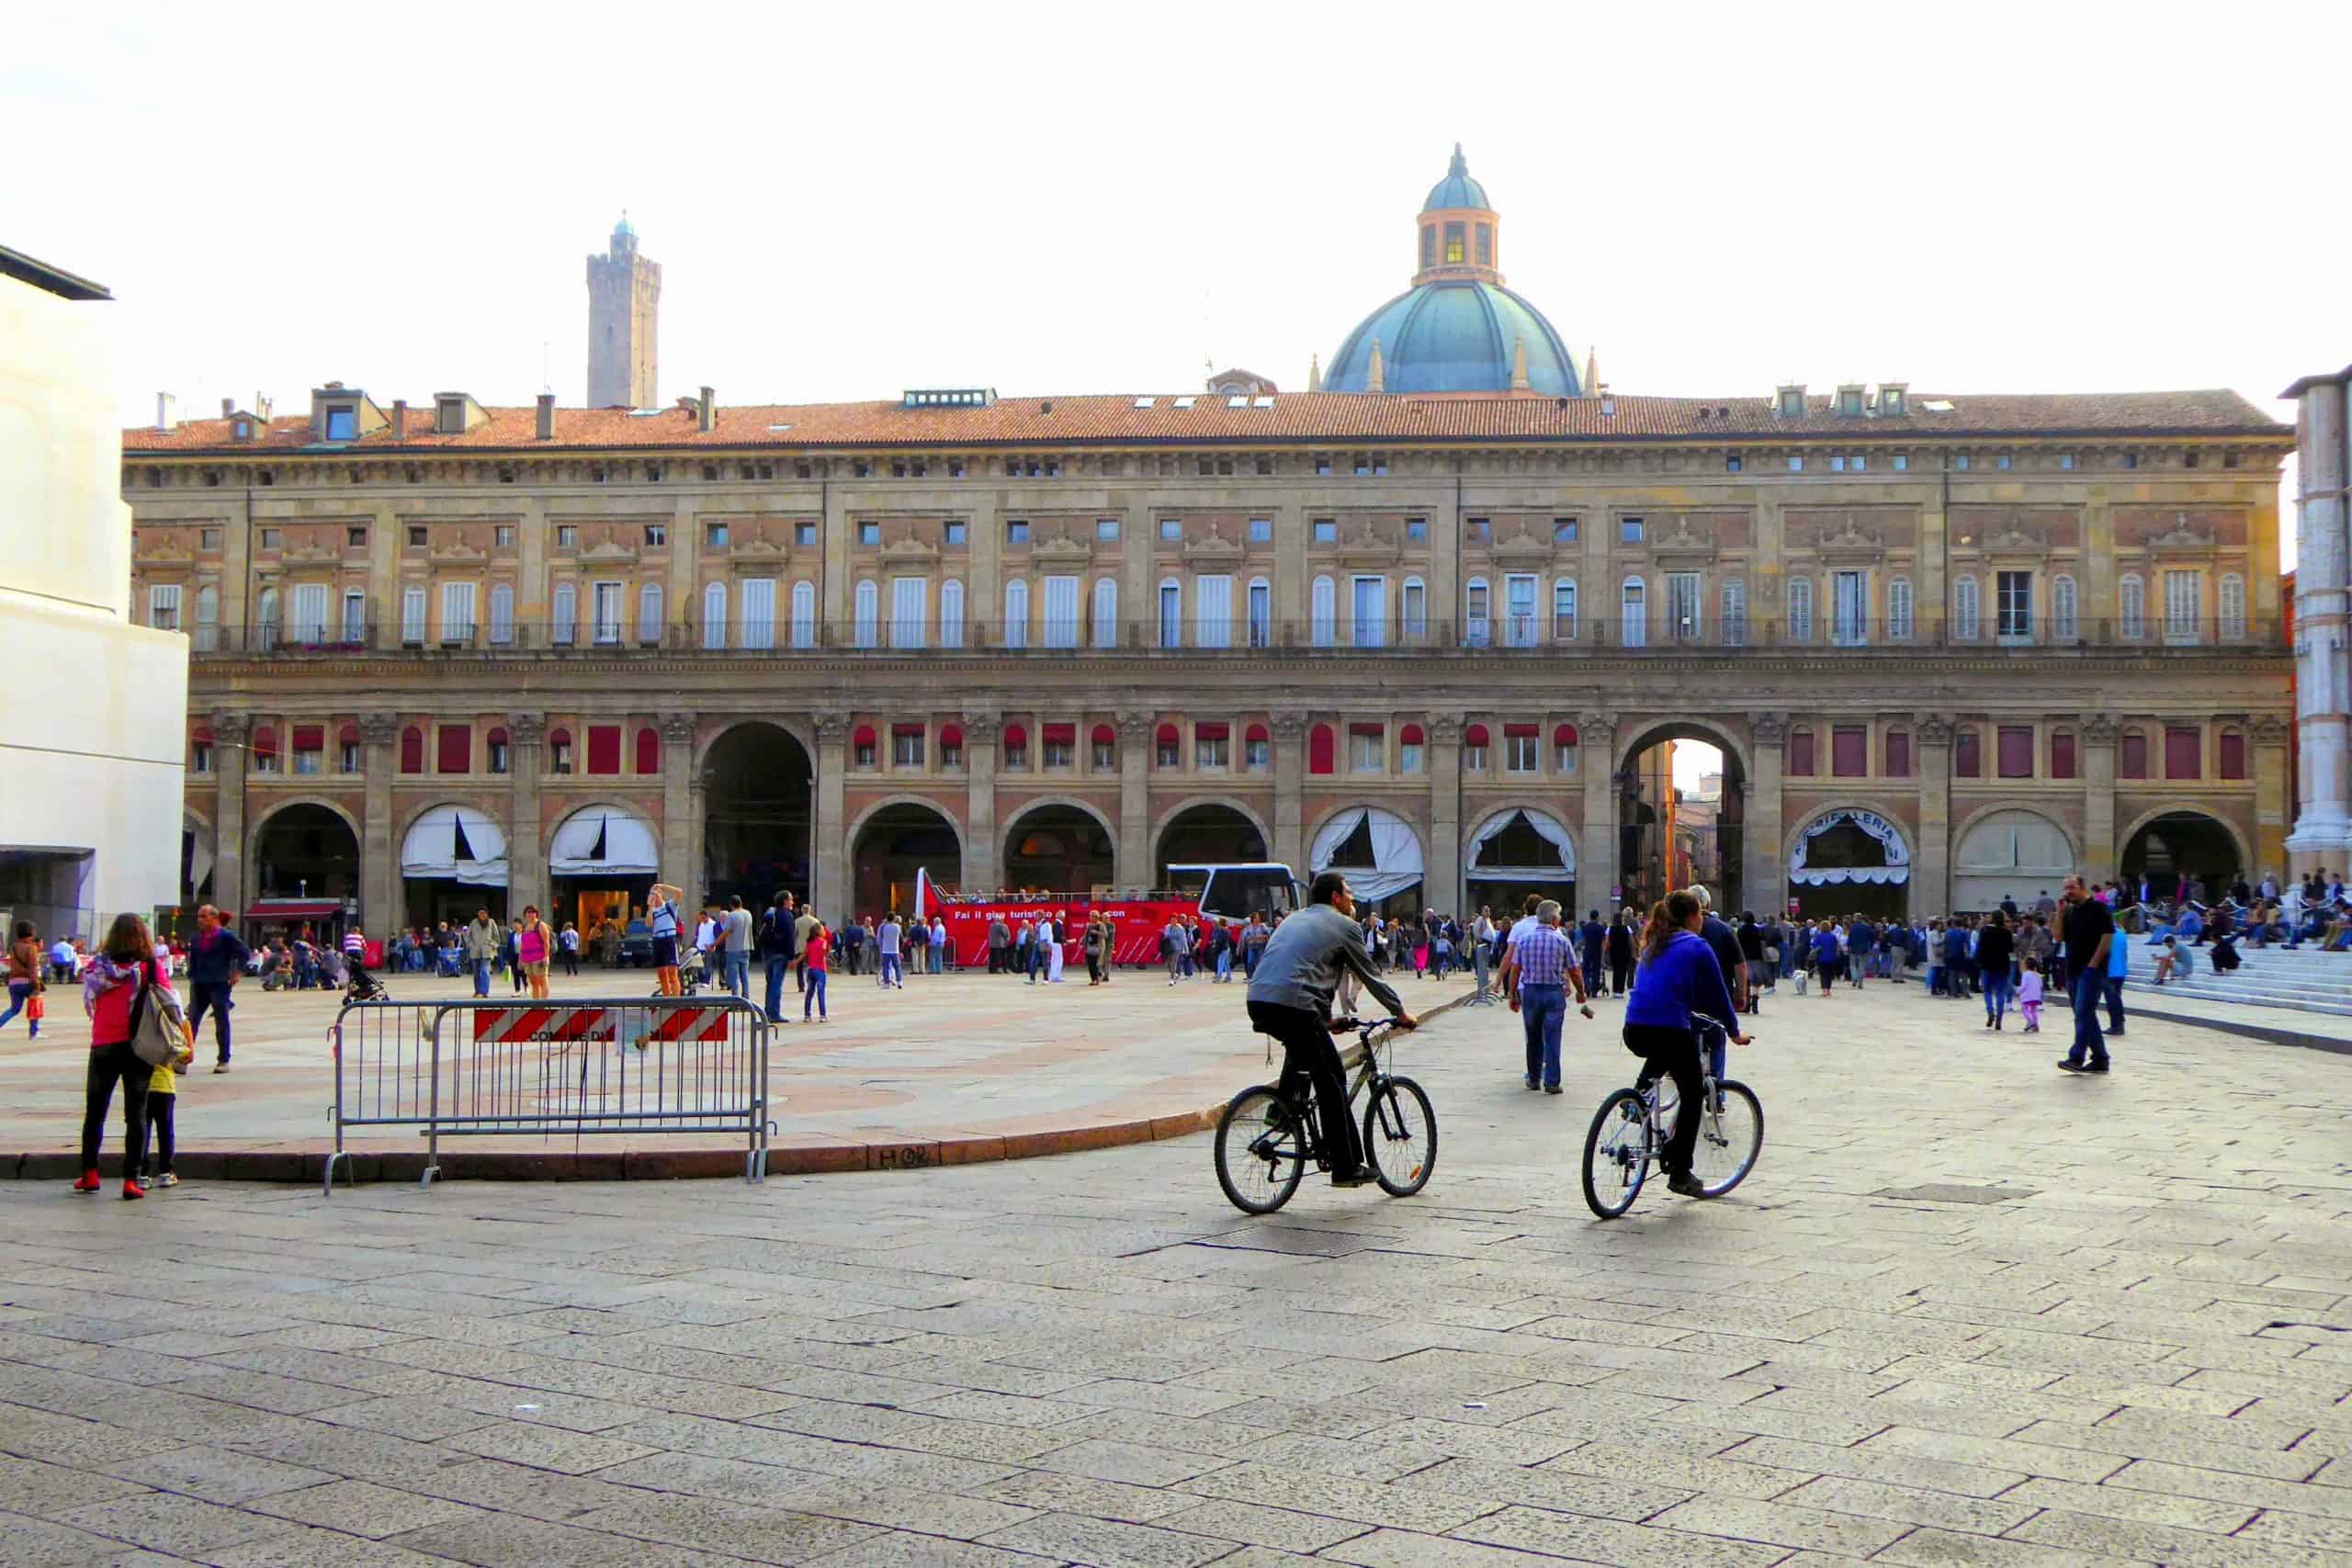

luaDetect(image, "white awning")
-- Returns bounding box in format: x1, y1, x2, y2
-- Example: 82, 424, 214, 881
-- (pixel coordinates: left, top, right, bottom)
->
1789, 808, 1910, 886
1464, 807, 1576, 879
550, 807, 660, 876
401, 804, 509, 887
1310, 807, 1424, 901
183, 816, 214, 895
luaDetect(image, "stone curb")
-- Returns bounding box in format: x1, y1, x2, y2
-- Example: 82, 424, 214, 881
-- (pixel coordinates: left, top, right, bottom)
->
7, 987, 1481, 1184
2103, 997, 2352, 1057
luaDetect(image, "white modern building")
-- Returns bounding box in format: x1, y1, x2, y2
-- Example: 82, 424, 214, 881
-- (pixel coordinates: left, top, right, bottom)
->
0, 244, 187, 942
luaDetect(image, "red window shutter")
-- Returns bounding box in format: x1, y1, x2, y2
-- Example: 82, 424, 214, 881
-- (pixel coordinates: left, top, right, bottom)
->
892, 723, 924, 738
2220, 731, 2246, 780
1351, 723, 1385, 738
1832, 727, 1867, 777
1194, 722, 1228, 740
1553, 724, 1577, 748
587, 725, 621, 775
1242, 723, 1267, 744
486, 726, 508, 748
1464, 724, 1489, 748
292, 725, 324, 751
1001, 724, 1025, 750
635, 727, 660, 774
400, 727, 423, 774
1885, 731, 1911, 778
437, 726, 471, 773
2051, 733, 2076, 779
1400, 724, 1426, 745
1789, 729, 1815, 776
2165, 727, 2201, 780
1309, 724, 1335, 774
1044, 723, 1077, 744
1955, 731, 1981, 778
853, 725, 878, 749
2121, 730, 2148, 778
1156, 722, 1179, 745
1503, 723, 1539, 738
939, 724, 965, 748
1997, 727, 2034, 778
1093, 724, 1116, 746
253, 726, 278, 757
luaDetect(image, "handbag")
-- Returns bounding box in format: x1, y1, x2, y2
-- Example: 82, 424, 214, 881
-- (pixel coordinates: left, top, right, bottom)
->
1763, 943, 1781, 964
127, 962, 189, 1068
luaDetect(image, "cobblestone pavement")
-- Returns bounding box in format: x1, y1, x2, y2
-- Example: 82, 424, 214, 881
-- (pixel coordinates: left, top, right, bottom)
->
3, 978, 2349, 1565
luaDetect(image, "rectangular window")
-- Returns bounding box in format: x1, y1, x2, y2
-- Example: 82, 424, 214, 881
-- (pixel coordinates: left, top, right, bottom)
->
1444, 221, 1465, 263
1832, 727, 1867, 777
795, 522, 818, 546
1402, 580, 1427, 639
1727, 456, 1744, 473
892, 727, 926, 768
1043, 575, 1080, 649
342, 590, 366, 644
2164, 570, 2200, 643
1956, 729, 1982, 778
557, 525, 579, 548
346, 525, 368, 547
1097, 518, 1122, 541
2220, 730, 2246, 780
437, 726, 471, 774
1505, 574, 1538, 648
587, 725, 622, 775
2122, 730, 2149, 778
1351, 727, 1385, 773
439, 581, 476, 643
741, 578, 776, 650
1248, 517, 1272, 543
1402, 738, 1425, 773
593, 581, 622, 644
325, 407, 356, 441
1507, 733, 1539, 773
857, 521, 880, 546
199, 527, 220, 551
1351, 575, 1386, 648
1885, 730, 1912, 778
944, 521, 967, 546
1789, 729, 1815, 775
889, 577, 927, 649
1997, 570, 2032, 640
2165, 727, 2201, 780
1006, 518, 1030, 545
1406, 517, 1428, 543
1465, 516, 1491, 544
1312, 519, 1337, 543
1893, 454, 1909, 470
1554, 580, 1578, 641
407, 525, 428, 547
1159, 518, 1183, 541
1196, 733, 1228, 769
148, 582, 181, 630
1553, 517, 1577, 544
1464, 742, 1487, 771
1245, 733, 1269, 769
1620, 517, 1645, 543
1465, 581, 1490, 646
290, 582, 330, 643
1248, 581, 1272, 649
340, 739, 361, 774
1665, 572, 1702, 641
493, 525, 515, 548
2052, 732, 2077, 779
292, 726, 323, 775
1788, 456, 1804, 472
1159, 581, 1182, 649
1997, 727, 2034, 777
1195, 574, 1233, 649
401, 585, 426, 644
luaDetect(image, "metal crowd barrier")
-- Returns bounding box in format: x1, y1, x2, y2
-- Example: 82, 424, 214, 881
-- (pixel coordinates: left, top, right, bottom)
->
323, 995, 771, 1193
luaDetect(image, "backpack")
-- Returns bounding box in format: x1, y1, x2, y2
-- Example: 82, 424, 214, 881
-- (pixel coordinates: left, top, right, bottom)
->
126, 961, 189, 1069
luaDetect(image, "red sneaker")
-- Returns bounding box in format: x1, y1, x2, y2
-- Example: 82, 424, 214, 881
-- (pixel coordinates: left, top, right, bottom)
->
120, 1179, 144, 1201
73, 1170, 100, 1193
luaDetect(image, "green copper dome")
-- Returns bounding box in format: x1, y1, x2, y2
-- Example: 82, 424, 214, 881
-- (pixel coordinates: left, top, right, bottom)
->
1325, 281, 1580, 397
1421, 143, 1488, 213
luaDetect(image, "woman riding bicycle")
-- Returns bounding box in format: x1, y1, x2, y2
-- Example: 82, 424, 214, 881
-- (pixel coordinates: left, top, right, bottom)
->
1246, 872, 1419, 1188
1623, 889, 1751, 1199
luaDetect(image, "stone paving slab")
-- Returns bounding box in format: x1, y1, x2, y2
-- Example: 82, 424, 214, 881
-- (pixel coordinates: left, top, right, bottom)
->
0, 980, 2348, 1564
0, 968, 1472, 1179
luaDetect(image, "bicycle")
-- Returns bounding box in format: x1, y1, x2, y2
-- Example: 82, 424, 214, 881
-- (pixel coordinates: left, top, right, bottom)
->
1579, 1010, 1763, 1219
1213, 1017, 1436, 1213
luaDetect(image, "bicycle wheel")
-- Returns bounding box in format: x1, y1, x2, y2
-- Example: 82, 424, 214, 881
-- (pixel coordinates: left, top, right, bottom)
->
1363, 1077, 1436, 1197
1215, 1086, 1306, 1214
1692, 1078, 1764, 1198
1581, 1088, 1652, 1219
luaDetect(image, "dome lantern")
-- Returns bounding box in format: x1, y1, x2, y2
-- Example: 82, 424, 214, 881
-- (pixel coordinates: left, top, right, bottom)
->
1416, 142, 1502, 288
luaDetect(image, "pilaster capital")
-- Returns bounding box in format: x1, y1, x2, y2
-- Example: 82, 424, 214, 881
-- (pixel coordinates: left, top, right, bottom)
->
505, 712, 547, 746
210, 711, 251, 744
961, 712, 1001, 745
1579, 711, 1617, 749
1117, 710, 1156, 743
1270, 710, 1309, 743
1916, 713, 1958, 747
661, 712, 699, 747
2079, 713, 2121, 746
812, 713, 852, 746
1428, 712, 1464, 746
1748, 711, 1787, 746
2253, 714, 2290, 746
357, 712, 401, 747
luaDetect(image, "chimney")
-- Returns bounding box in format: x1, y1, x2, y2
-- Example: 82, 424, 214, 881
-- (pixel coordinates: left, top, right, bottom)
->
390, 400, 407, 442
537, 392, 556, 441
697, 386, 714, 434
257, 395, 272, 421
221, 397, 235, 418
155, 392, 176, 432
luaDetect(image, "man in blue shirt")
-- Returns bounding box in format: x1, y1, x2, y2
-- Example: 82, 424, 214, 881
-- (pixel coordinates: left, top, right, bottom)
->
1505, 901, 1589, 1095
1577, 911, 1607, 1002
1844, 917, 1875, 989
185, 905, 250, 1072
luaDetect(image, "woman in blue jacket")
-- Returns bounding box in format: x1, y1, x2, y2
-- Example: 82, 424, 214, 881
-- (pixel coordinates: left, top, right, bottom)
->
1624, 889, 1751, 1197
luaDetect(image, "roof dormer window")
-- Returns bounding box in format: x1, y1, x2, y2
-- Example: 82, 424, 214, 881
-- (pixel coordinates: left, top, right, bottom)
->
233, 418, 251, 440
1777, 386, 1806, 419
1879, 384, 1907, 416
324, 406, 357, 442
1837, 386, 1865, 417
435, 397, 465, 434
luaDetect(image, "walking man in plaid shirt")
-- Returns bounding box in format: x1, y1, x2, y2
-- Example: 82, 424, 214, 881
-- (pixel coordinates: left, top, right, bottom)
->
1504, 899, 1592, 1095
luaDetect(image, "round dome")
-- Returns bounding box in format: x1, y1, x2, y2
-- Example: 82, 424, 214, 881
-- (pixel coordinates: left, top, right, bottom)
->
1324, 280, 1580, 397
1422, 143, 1488, 213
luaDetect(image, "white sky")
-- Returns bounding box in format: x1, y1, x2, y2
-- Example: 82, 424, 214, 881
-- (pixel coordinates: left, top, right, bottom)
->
10, 0, 2345, 626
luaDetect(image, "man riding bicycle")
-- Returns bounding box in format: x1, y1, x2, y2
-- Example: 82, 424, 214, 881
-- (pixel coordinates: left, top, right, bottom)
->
1246, 872, 1419, 1187
1623, 889, 1751, 1198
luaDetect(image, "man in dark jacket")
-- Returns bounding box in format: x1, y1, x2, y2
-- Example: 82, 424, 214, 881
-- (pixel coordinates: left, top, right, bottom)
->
1577, 911, 1607, 998
759, 894, 797, 1023
185, 904, 250, 1072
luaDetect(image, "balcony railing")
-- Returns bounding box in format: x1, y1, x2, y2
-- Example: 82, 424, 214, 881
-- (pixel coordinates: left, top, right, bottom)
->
187, 615, 2284, 659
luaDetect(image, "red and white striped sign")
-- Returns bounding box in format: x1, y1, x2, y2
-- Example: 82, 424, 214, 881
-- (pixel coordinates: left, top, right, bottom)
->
469, 1006, 736, 1046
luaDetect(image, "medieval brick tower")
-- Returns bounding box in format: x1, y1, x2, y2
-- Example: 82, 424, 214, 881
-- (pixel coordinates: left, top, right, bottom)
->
585, 216, 659, 409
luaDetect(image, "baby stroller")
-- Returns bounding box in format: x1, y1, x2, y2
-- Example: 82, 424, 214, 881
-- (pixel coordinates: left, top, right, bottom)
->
652, 945, 712, 996
345, 964, 390, 1003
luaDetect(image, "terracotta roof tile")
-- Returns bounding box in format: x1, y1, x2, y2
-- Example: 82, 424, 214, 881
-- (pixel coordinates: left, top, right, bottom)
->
121, 388, 2290, 456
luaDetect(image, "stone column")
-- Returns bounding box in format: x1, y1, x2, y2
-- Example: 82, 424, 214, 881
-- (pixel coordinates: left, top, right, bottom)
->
2255, 714, 2291, 880
358, 713, 399, 931
506, 713, 547, 917
1746, 712, 1787, 918
660, 711, 696, 895
211, 712, 250, 915
2080, 713, 2119, 882
1117, 710, 1152, 892
1272, 710, 1306, 876
963, 713, 1001, 893
1915, 714, 1955, 912
2290, 378, 2352, 870
1579, 713, 1618, 910
1428, 713, 1464, 916
813, 714, 849, 918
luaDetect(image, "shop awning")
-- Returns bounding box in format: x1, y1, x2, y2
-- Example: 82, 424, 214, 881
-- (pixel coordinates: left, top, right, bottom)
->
401, 804, 510, 886
550, 807, 660, 876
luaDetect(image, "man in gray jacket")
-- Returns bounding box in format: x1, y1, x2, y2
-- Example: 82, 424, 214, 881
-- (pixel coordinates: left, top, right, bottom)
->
1246, 872, 1419, 1187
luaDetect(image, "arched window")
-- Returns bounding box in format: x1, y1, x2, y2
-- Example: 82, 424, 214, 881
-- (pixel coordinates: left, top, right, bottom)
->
1246, 577, 1271, 649
1555, 723, 1579, 774
853, 581, 878, 649
1952, 575, 1981, 641
791, 580, 816, 649
1465, 577, 1490, 647
548, 728, 573, 774
852, 725, 877, 769
1887, 576, 1914, 642
551, 581, 577, 646
635, 727, 660, 775
1620, 578, 1646, 648
1001, 723, 1027, 770
639, 581, 663, 646
1092, 577, 1117, 649
1718, 579, 1746, 647
1091, 723, 1116, 771
1156, 721, 1181, 768
2052, 574, 2079, 640
2220, 573, 2247, 641
1787, 577, 1813, 643
1243, 722, 1269, 770
1463, 722, 1489, 771
1002, 579, 1029, 649
701, 581, 726, 649
1159, 578, 1183, 649
256, 585, 280, 649
1553, 579, 1578, 642
195, 583, 219, 651
487, 726, 510, 775
399, 725, 423, 774
401, 584, 426, 645
1311, 576, 1337, 648
1788, 726, 1815, 776
488, 582, 514, 645
2120, 574, 2145, 641
940, 580, 966, 649
1308, 723, 1336, 774
1403, 576, 1429, 640
1400, 723, 1426, 774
